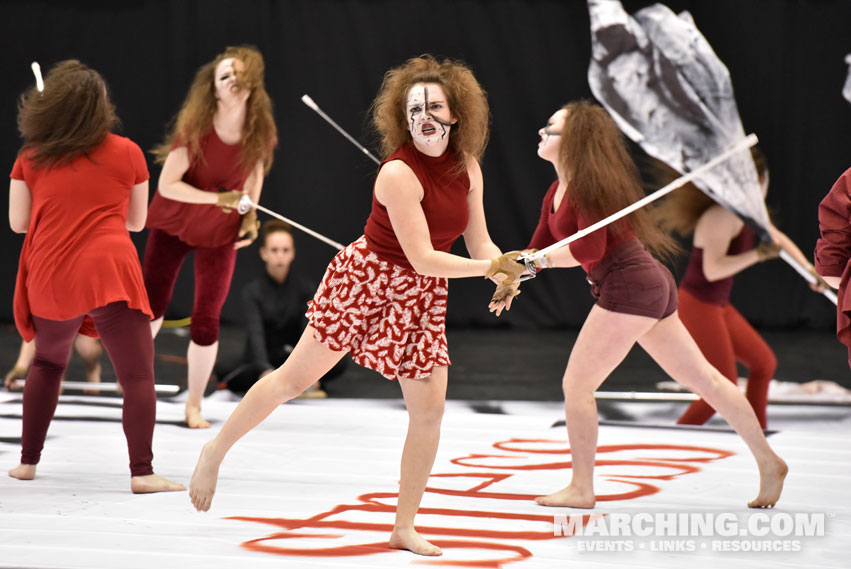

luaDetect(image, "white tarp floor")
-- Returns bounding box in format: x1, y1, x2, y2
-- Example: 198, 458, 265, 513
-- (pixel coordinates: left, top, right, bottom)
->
1, 392, 849, 569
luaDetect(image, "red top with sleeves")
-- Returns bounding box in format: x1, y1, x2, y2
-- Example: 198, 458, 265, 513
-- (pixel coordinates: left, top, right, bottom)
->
680, 226, 754, 305
146, 129, 249, 247
11, 134, 153, 341
527, 180, 634, 273
815, 167, 851, 358
364, 144, 470, 270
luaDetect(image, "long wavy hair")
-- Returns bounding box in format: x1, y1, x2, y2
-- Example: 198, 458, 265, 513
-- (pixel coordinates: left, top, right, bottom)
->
654, 147, 768, 237
17, 60, 119, 169
559, 100, 678, 259
153, 45, 277, 173
371, 55, 490, 168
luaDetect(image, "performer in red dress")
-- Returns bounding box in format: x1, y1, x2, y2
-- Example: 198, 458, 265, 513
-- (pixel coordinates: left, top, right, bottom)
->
144, 46, 277, 428
188, 55, 525, 557
8, 60, 183, 493
511, 101, 786, 509
816, 168, 851, 367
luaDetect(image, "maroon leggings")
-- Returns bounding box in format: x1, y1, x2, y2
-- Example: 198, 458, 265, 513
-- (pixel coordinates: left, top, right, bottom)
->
143, 228, 237, 346
676, 289, 777, 428
22, 302, 156, 477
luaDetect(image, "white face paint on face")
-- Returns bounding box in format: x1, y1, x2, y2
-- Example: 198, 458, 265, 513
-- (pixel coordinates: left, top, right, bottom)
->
537, 109, 566, 164
406, 82, 455, 148
214, 57, 249, 106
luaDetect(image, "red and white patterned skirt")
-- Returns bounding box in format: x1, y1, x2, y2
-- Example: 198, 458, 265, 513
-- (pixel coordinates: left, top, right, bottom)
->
306, 236, 450, 380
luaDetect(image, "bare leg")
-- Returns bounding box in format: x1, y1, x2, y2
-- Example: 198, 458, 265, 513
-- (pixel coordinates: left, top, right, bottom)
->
388, 367, 447, 556
189, 326, 345, 511
184, 341, 218, 428
4, 340, 35, 391
8, 463, 36, 480
150, 316, 164, 338
536, 305, 657, 508
638, 313, 787, 508
73, 335, 103, 395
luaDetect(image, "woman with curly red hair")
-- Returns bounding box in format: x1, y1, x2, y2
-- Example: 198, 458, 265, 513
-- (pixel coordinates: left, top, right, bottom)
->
188, 55, 523, 556
8, 60, 183, 493
517, 101, 787, 510
143, 46, 278, 429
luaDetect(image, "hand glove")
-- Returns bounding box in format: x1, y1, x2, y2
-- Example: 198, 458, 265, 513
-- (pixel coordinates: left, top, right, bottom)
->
486, 250, 526, 285
217, 190, 244, 213
239, 210, 260, 244
755, 242, 780, 261
491, 280, 521, 303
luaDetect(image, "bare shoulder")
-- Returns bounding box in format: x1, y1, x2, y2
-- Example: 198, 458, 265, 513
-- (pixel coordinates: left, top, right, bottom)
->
465, 154, 482, 193
375, 159, 422, 205
697, 204, 743, 236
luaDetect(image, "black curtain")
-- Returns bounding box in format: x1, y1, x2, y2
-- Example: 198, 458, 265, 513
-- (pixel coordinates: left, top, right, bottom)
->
1, 0, 849, 331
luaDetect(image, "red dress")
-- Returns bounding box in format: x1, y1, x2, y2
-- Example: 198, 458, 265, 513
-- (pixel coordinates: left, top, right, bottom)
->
815, 167, 851, 365
308, 144, 470, 380
145, 129, 249, 247
11, 134, 152, 341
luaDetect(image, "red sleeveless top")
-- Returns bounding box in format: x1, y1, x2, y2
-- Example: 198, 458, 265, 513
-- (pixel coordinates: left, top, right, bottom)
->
364, 144, 470, 270
680, 225, 754, 305
146, 129, 249, 247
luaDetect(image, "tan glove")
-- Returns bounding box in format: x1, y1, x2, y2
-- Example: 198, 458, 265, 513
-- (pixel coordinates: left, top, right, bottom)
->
239, 210, 260, 244
755, 242, 780, 261
217, 190, 244, 213
491, 280, 522, 303
486, 250, 526, 285
4, 365, 28, 391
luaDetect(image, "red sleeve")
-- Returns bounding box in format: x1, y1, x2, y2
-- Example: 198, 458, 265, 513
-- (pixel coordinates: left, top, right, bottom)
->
527, 191, 556, 250
815, 169, 851, 278
127, 139, 149, 184
567, 204, 607, 266
10, 156, 24, 180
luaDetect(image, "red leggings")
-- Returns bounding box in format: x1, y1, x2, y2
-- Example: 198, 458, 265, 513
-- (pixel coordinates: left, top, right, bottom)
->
22, 302, 156, 477
676, 289, 776, 428
142, 228, 237, 346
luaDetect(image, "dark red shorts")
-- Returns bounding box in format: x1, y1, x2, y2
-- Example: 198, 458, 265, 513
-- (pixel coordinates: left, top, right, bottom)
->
586, 239, 678, 319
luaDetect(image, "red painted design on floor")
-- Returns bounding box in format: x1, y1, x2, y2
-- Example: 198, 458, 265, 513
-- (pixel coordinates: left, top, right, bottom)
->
228, 439, 734, 567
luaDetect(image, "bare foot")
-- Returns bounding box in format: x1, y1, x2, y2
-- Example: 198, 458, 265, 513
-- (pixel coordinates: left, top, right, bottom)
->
131, 473, 186, 494
389, 527, 442, 556
535, 484, 596, 508
8, 463, 36, 480
189, 442, 221, 512
748, 456, 788, 508
185, 405, 210, 429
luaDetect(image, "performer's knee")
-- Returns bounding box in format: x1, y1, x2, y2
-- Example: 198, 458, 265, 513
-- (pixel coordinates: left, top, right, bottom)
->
190, 317, 220, 346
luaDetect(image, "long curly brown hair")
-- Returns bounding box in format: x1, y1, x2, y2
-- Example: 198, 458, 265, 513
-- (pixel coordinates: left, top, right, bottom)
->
17, 60, 119, 169
153, 45, 277, 173
654, 147, 768, 237
559, 101, 678, 259
371, 55, 489, 167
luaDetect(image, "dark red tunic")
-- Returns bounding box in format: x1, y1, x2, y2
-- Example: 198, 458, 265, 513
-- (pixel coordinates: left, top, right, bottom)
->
815, 167, 851, 365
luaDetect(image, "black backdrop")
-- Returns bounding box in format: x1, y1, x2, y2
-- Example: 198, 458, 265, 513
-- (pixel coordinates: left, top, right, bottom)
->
1, 0, 849, 331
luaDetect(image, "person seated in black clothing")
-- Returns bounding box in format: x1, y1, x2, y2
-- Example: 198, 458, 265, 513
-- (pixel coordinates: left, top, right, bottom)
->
214, 220, 346, 396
